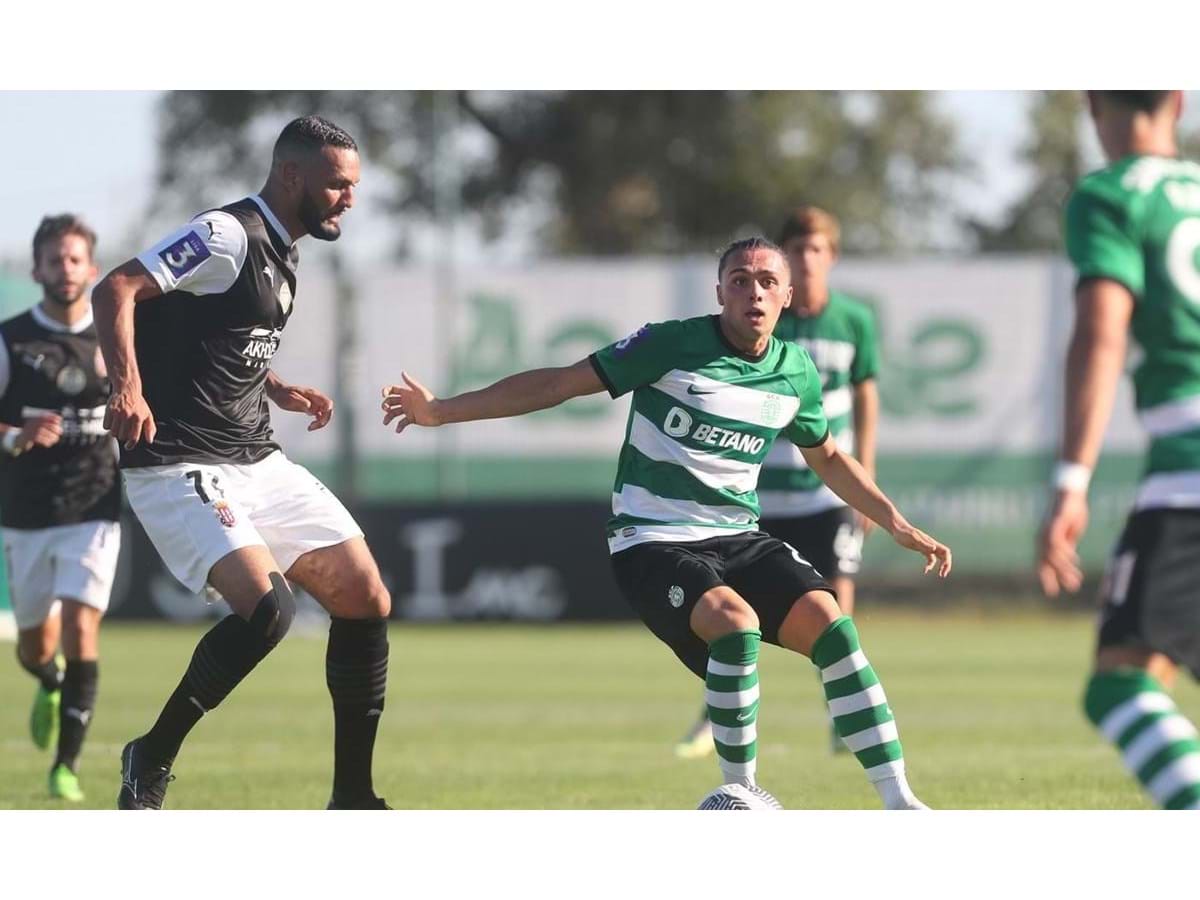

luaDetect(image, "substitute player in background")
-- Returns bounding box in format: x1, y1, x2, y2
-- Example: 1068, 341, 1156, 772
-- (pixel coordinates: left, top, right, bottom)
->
384, 237, 950, 809
674, 206, 880, 758
94, 116, 391, 810
3, 215, 120, 802
1039, 90, 1200, 809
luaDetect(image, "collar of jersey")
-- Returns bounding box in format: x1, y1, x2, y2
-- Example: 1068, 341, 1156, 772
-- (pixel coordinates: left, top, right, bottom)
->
709, 314, 769, 363
31, 302, 93, 334
249, 194, 295, 249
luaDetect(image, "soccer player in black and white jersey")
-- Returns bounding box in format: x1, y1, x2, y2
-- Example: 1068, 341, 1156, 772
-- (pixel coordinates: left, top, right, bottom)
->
92, 116, 392, 810
2, 215, 120, 802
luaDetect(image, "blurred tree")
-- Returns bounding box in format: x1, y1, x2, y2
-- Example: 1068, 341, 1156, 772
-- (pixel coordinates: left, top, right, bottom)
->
970, 91, 1200, 252
968, 91, 1086, 252
150, 90, 965, 255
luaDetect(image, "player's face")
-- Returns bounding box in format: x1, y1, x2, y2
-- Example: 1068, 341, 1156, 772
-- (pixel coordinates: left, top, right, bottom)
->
32, 234, 97, 307
298, 146, 360, 241
783, 232, 836, 290
715, 248, 792, 348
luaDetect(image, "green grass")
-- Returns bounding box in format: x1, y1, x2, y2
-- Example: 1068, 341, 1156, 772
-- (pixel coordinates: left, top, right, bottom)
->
2, 610, 1197, 809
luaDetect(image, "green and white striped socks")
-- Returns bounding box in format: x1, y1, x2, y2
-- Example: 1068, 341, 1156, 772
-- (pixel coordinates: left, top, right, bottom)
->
1084, 669, 1200, 810
812, 616, 925, 809
706, 630, 761, 788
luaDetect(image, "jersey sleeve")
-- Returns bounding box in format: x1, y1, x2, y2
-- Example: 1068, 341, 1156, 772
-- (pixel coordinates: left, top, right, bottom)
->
850, 305, 880, 384
1063, 183, 1144, 298
136, 211, 248, 296
784, 348, 830, 447
589, 320, 684, 398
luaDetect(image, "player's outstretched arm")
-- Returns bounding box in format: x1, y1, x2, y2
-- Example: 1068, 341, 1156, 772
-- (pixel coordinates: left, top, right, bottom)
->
382, 359, 606, 433
92, 260, 163, 448
1036, 279, 1132, 597
800, 434, 952, 577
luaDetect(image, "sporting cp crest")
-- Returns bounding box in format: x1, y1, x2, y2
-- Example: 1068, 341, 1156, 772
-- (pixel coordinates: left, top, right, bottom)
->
213, 500, 237, 528
760, 393, 782, 426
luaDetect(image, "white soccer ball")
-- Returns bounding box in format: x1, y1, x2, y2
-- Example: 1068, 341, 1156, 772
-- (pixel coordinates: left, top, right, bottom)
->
696, 783, 784, 810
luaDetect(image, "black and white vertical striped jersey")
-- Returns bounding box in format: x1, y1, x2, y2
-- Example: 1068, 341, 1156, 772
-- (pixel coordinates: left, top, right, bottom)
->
124, 195, 299, 469
0, 305, 120, 529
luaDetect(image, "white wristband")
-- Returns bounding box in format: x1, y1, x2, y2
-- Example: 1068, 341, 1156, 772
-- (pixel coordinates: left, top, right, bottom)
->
1, 429, 21, 456
1053, 461, 1091, 493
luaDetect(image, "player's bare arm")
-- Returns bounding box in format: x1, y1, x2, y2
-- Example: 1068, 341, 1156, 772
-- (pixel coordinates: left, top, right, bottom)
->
852, 377, 879, 534
381, 358, 606, 433
800, 432, 951, 577
265, 370, 334, 431
0, 413, 63, 454
92, 259, 162, 448
1036, 278, 1134, 597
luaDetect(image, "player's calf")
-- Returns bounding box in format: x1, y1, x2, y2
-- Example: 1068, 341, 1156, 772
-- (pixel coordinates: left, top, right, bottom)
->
705, 629, 761, 788
1084, 666, 1200, 810
325, 615, 389, 807
809, 615, 927, 809
136, 573, 295, 769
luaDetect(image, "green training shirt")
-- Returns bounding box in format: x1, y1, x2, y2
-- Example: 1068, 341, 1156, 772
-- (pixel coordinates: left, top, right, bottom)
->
757, 291, 879, 517
1064, 154, 1200, 508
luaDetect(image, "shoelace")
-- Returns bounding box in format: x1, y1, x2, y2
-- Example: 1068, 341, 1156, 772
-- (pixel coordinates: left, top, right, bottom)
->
138, 769, 176, 808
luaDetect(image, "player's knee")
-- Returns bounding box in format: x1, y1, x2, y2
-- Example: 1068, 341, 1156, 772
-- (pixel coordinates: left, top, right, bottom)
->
249, 573, 296, 648
60, 603, 96, 641
364, 578, 391, 618
693, 589, 758, 639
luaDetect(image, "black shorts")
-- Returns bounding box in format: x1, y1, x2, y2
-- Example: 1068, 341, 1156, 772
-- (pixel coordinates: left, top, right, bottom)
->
759, 506, 864, 580
609, 531, 835, 679
1097, 508, 1200, 678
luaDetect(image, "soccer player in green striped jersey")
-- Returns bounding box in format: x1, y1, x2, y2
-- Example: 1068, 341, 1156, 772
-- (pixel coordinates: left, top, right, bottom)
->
383, 238, 951, 809
1039, 90, 1200, 809
676, 206, 882, 760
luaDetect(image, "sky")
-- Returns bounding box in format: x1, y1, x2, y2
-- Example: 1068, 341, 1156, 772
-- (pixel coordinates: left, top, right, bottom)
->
0, 90, 1093, 268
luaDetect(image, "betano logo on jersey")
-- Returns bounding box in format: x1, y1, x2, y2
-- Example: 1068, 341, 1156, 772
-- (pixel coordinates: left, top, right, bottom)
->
662, 405, 766, 454
239, 327, 282, 369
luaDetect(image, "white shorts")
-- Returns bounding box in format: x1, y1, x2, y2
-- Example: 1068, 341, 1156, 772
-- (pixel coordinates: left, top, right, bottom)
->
122, 450, 364, 594
3, 520, 121, 630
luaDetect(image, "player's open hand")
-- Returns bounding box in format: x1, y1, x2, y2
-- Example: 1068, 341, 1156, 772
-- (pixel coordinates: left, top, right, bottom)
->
15, 412, 63, 452
104, 387, 156, 449
381, 372, 439, 433
890, 521, 952, 577
1036, 491, 1087, 597
268, 383, 334, 431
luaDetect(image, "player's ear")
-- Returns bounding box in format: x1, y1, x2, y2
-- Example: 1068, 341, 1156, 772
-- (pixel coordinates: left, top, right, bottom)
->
715, 282, 725, 308
1172, 90, 1184, 122
280, 159, 303, 193
783, 284, 793, 308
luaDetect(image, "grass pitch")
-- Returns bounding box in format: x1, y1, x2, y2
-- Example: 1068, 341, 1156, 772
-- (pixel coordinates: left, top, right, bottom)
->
2, 610, 1197, 809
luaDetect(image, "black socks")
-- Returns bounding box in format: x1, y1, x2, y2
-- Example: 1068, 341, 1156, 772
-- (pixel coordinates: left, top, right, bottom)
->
326, 617, 389, 803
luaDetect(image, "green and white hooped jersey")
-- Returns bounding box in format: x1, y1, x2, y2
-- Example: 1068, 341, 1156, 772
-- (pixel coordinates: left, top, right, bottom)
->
590, 315, 829, 554
758, 292, 879, 517
1065, 155, 1200, 509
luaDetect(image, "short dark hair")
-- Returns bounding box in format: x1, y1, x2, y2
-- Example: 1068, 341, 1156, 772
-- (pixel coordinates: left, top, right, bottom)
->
1090, 91, 1173, 114
273, 115, 358, 161
32, 214, 97, 266
777, 205, 841, 254
717, 236, 787, 278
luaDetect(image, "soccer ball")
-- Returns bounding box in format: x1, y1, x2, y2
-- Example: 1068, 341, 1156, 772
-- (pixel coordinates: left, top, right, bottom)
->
696, 783, 784, 810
